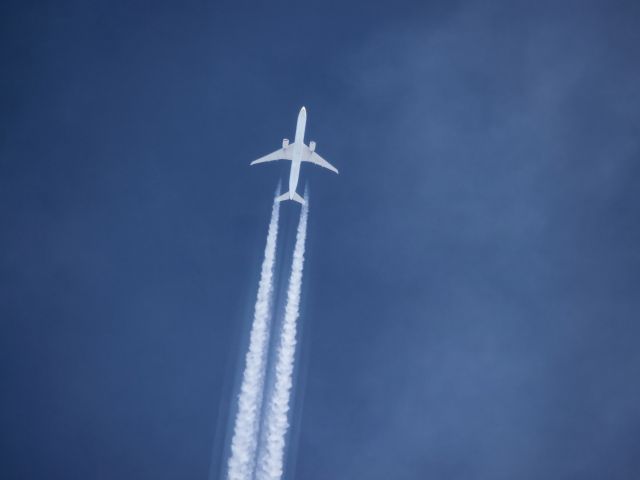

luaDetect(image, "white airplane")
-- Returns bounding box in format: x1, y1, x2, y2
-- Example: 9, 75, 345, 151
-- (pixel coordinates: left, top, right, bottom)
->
250, 106, 338, 204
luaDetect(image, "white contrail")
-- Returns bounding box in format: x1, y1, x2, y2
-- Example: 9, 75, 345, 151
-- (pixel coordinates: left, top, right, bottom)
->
256, 199, 309, 480
227, 193, 281, 480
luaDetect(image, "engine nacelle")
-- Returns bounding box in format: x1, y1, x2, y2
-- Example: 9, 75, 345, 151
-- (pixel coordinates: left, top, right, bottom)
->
282, 138, 289, 148
309, 141, 316, 152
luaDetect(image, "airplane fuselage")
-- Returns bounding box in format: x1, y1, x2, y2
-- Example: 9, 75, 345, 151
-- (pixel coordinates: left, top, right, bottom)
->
287, 107, 307, 199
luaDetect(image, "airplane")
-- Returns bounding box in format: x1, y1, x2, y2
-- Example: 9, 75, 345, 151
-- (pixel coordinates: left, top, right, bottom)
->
250, 106, 338, 205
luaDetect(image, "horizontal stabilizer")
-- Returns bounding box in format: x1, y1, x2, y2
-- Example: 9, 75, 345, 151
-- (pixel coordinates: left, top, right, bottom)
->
292, 192, 305, 205
276, 191, 305, 205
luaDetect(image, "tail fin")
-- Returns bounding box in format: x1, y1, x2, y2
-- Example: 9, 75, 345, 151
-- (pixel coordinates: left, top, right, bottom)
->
275, 191, 306, 205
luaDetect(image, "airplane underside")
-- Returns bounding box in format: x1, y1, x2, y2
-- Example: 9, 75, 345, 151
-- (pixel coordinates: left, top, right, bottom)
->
249, 107, 338, 204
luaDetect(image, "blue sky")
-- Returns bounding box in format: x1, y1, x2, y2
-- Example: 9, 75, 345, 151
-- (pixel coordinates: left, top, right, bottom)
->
1, 1, 640, 479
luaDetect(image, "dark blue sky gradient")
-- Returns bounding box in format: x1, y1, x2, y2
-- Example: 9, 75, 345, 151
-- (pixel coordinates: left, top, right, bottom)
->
1, 1, 640, 479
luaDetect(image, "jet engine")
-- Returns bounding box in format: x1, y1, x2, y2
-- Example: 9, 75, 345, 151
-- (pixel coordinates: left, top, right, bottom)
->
282, 138, 289, 148
309, 141, 316, 152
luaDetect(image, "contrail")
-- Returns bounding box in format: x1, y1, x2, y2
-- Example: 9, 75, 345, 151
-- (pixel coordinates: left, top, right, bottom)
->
227, 192, 281, 480
256, 198, 309, 480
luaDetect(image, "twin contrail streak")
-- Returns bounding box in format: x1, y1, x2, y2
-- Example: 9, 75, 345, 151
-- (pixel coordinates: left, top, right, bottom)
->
256, 199, 309, 480
227, 194, 280, 480
224, 106, 333, 479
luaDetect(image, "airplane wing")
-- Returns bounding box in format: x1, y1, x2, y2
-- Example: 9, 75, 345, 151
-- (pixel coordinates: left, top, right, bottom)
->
250, 146, 293, 165
304, 149, 339, 174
